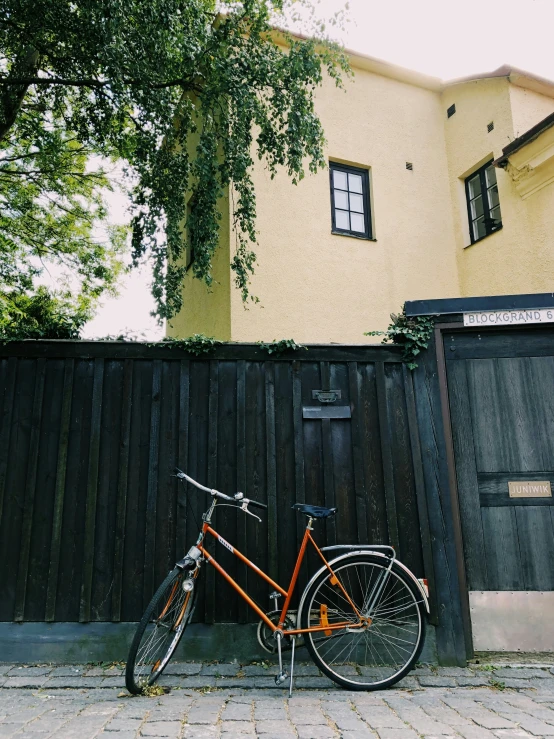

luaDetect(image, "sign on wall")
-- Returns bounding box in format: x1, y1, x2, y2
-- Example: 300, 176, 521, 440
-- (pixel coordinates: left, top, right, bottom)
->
463, 308, 554, 327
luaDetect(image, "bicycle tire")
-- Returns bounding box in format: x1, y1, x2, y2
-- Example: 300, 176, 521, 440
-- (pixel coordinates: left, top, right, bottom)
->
301, 554, 426, 690
125, 565, 198, 695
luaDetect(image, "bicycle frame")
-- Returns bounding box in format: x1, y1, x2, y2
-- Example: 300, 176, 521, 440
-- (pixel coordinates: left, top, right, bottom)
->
193, 501, 367, 637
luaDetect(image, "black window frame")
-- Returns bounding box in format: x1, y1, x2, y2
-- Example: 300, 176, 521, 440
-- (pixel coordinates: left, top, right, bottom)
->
465, 160, 503, 245
329, 162, 372, 240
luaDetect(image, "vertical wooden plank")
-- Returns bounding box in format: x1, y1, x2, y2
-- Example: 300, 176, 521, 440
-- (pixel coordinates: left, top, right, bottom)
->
348, 362, 368, 544
403, 364, 438, 623
292, 362, 306, 550
236, 360, 248, 624
176, 360, 190, 557
142, 360, 162, 607
319, 362, 336, 544
45, 359, 74, 622
265, 362, 278, 582
321, 418, 337, 545
481, 507, 523, 590
111, 359, 133, 622
0, 357, 17, 528
446, 360, 488, 591
204, 360, 219, 624
79, 358, 104, 622
14, 359, 45, 621
376, 361, 399, 549
515, 507, 554, 590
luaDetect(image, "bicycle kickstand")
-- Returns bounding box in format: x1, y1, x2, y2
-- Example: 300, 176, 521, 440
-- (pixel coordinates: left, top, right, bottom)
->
274, 631, 289, 688
289, 635, 296, 698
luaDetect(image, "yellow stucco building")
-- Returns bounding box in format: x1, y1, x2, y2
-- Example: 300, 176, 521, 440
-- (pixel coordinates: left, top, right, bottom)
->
168, 53, 554, 343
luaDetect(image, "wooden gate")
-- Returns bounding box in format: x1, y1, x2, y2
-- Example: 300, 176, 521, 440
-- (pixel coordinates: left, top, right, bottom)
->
446, 327, 554, 651
0, 341, 433, 627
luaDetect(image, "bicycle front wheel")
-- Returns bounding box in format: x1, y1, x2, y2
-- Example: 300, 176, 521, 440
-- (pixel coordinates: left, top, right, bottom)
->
125, 566, 198, 695
302, 554, 425, 690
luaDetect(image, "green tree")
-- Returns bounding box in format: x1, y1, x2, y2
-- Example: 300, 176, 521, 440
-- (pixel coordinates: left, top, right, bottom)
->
0, 0, 347, 326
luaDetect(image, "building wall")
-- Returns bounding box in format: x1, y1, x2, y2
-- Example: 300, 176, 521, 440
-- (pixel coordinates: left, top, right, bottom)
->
229, 66, 460, 343
170, 65, 554, 342
509, 84, 554, 139
442, 77, 554, 298
166, 188, 232, 341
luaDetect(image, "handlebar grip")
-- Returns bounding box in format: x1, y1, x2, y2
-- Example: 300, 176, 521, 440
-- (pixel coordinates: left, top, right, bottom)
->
247, 498, 268, 511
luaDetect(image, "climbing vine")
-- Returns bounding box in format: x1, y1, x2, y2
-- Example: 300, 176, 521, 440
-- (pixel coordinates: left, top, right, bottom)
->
365, 310, 434, 369
257, 338, 307, 356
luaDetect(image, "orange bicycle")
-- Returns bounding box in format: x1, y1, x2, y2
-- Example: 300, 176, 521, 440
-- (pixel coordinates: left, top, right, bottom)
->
125, 469, 429, 695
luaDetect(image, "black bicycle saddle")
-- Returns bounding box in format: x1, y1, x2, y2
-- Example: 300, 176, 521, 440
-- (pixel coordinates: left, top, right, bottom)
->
292, 503, 337, 519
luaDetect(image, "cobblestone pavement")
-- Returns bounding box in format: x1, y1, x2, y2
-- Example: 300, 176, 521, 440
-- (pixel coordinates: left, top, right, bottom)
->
1, 662, 554, 738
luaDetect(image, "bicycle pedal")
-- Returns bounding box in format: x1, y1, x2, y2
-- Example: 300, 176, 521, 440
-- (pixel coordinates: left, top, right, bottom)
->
275, 671, 289, 685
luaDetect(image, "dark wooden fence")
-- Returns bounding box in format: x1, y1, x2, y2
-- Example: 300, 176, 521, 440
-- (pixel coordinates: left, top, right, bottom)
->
0, 341, 435, 626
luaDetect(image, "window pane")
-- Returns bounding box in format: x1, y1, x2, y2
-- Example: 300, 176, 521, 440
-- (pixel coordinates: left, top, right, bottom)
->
487, 184, 500, 210
350, 212, 365, 232
485, 165, 497, 188
470, 194, 484, 220
348, 173, 363, 193
349, 193, 364, 213
334, 190, 348, 209
468, 175, 482, 200
335, 210, 350, 230
490, 205, 502, 225
333, 170, 348, 190
473, 216, 486, 241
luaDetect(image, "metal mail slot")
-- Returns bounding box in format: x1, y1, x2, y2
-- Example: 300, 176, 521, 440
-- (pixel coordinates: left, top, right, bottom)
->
303, 406, 351, 419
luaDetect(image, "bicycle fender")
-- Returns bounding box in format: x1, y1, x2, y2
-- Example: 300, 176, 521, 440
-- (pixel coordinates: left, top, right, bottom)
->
296, 550, 429, 629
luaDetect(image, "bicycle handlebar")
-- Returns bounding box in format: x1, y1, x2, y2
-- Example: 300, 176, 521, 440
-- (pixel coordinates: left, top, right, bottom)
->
174, 468, 268, 511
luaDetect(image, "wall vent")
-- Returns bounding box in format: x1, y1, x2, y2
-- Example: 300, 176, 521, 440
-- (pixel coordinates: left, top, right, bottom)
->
487, 121, 494, 132
447, 104, 456, 118
406, 162, 413, 171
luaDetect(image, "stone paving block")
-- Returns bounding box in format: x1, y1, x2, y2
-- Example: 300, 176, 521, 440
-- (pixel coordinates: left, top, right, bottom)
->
0, 667, 15, 677
374, 729, 419, 739
340, 729, 379, 739
355, 705, 406, 729
106, 718, 143, 731
454, 726, 497, 739
2, 677, 48, 689
49, 667, 86, 677
221, 703, 252, 721
493, 731, 535, 738
255, 719, 296, 733
493, 669, 549, 679
457, 678, 493, 687
417, 676, 458, 688
6, 667, 51, 677
102, 733, 137, 739
296, 726, 337, 739
393, 677, 419, 689
182, 728, 218, 739
294, 677, 336, 689
162, 664, 203, 676
173, 677, 216, 689
240, 666, 274, 677
186, 708, 220, 725
516, 716, 554, 735
200, 664, 239, 677
288, 710, 328, 725
218, 719, 254, 732
42, 676, 103, 689
140, 720, 182, 736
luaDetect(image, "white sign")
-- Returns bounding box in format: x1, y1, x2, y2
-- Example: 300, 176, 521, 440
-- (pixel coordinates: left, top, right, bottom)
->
463, 308, 554, 326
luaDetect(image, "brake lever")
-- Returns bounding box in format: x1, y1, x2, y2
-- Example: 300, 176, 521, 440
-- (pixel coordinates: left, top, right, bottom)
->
241, 501, 262, 523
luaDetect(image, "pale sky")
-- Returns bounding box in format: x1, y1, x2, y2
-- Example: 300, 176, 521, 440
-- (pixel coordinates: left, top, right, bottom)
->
82, 0, 554, 340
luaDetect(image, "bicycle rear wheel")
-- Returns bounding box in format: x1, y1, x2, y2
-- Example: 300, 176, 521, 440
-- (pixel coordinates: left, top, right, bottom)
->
301, 554, 425, 690
125, 566, 198, 695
